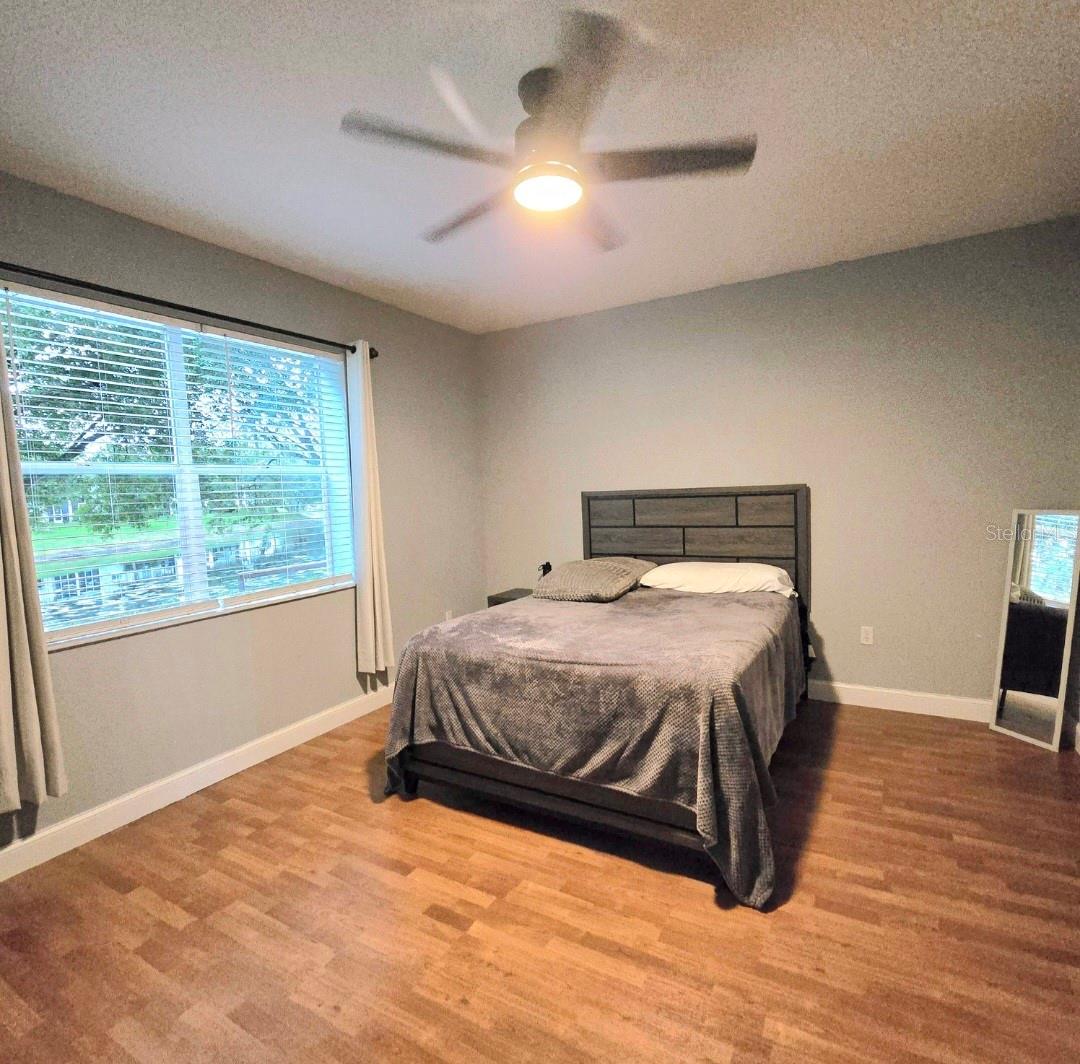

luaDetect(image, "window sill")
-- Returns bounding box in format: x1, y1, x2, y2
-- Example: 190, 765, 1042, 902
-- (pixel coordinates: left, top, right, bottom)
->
45, 578, 357, 652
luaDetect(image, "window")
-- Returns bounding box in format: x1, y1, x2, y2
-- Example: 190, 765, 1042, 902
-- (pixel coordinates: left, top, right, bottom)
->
120, 558, 177, 584
42, 499, 76, 524
1029, 514, 1079, 604
45, 568, 101, 608
52, 572, 79, 601
3, 287, 354, 639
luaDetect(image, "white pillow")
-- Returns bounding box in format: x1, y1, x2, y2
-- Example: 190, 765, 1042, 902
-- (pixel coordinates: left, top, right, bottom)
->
640, 561, 797, 598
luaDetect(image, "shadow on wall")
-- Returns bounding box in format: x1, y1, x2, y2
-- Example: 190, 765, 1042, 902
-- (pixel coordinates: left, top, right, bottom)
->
0, 804, 39, 850
366, 696, 839, 911
806, 618, 828, 680
359, 670, 393, 698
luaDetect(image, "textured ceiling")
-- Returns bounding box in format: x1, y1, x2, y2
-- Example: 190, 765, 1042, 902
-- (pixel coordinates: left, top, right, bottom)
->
0, 1, 1076, 333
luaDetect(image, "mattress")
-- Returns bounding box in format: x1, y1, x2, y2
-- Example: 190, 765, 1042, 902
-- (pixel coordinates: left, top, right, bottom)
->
386, 587, 805, 908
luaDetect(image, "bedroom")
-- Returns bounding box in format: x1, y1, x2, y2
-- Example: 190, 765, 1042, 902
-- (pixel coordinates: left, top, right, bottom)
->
0, 2, 1077, 1061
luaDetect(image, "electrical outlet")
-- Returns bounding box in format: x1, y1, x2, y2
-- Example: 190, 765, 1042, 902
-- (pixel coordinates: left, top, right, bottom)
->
860, 626, 874, 646
444, 609, 453, 621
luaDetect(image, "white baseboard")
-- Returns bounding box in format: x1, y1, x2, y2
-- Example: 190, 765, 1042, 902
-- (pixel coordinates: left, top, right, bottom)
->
0, 684, 393, 884
808, 679, 993, 722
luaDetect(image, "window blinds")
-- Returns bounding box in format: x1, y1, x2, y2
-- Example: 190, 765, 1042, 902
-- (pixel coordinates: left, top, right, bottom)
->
2, 287, 354, 636
1029, 514, 1080, 604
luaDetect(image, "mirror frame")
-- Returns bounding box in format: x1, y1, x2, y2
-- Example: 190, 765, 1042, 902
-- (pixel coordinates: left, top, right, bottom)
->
989, 508, 1080, 751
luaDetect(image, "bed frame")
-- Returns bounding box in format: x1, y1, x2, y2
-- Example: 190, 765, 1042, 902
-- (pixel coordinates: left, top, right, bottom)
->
399, 484, 811, 852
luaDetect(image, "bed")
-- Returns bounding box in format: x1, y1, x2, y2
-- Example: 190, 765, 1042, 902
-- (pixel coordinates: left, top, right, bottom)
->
386, 484, 810, 908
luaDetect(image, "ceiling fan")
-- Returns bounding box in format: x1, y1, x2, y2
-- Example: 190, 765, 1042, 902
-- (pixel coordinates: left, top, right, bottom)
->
340, 9, 757, 250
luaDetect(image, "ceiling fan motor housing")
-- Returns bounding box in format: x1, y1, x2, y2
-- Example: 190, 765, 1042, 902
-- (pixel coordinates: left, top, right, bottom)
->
515, 119, 581, 180
515, 67, 577, 166
514, 115, 565, 161
517, 66, 555, 115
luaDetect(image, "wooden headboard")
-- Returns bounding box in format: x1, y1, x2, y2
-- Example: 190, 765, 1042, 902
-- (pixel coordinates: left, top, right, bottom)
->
582, 484, 811, 608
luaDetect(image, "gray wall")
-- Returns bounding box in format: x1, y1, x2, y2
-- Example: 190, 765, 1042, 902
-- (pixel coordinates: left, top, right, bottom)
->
475, 217, 1080, 699
0, 171, 486, 831
3, 165, 1077, 839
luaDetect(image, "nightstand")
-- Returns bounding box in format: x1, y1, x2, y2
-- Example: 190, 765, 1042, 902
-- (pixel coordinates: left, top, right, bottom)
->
487, 588, 532, 607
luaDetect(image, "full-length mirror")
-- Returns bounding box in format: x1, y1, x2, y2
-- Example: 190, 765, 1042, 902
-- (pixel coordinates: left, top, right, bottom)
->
991, 510, 1080, 748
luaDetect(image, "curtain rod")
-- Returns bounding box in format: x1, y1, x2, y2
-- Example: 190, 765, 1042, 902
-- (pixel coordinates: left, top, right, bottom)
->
0, 260, 378, 359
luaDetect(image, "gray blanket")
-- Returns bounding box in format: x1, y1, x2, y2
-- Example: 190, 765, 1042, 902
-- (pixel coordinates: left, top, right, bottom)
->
386, 588, 804, 908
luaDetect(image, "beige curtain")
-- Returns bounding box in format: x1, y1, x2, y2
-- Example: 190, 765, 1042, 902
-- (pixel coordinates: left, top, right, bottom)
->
1011, 512, 1035, 590
0, 330, 67, 813
347, 341, 394, 675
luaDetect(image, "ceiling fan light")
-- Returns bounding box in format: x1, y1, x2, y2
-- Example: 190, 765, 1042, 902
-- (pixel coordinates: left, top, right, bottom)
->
513, 161, 583, 212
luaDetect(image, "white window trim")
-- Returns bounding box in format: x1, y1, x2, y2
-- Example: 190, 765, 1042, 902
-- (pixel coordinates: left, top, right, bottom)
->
45, 576, 357, 652
4, 280, 359, 649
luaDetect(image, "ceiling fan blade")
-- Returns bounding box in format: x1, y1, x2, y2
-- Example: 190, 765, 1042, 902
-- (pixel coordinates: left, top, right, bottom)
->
542, 10, 628, 140
341, 111, 512, 169
428, 64, 491, 144
588, 136, 757, 182
423, 189, 509, 243
577, 200, 624, 252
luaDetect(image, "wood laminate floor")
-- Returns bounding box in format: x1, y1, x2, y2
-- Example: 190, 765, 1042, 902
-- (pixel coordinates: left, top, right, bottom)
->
0, 701, 1077, 1063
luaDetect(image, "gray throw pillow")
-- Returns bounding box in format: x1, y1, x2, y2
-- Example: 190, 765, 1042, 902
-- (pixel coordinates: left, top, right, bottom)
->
597, 556, 658, 582
533, 557, 656, 603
